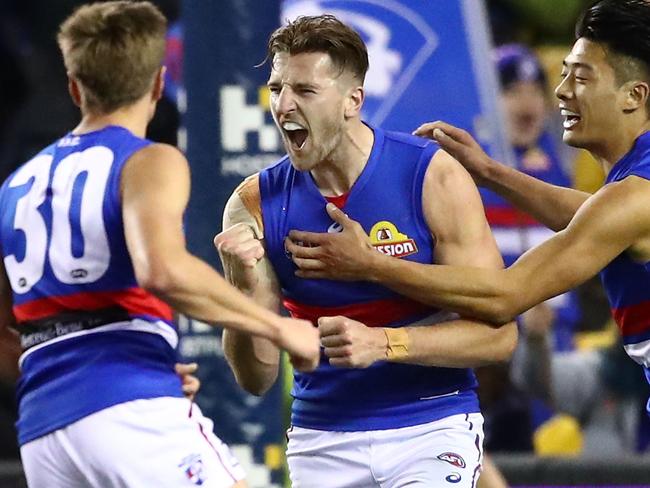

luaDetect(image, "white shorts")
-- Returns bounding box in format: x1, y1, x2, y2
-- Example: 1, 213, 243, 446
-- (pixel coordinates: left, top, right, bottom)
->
287, 413, 484, 488
20, 397, 246, 488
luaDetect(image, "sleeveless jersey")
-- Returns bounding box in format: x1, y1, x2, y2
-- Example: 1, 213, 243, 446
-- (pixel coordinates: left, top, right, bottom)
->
481, 131, 580, 351
260, 125, 480, 431
0, 125, 182, 445
601, 131, 650, 396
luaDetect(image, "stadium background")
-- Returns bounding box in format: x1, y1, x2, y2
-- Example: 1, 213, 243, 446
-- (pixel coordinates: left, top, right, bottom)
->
0, 0, 648, 486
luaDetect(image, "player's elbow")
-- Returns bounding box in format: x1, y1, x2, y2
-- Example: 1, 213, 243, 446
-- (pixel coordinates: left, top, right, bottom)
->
225, 356, 277, 396
233, 371, 276, 396
493, 322, 518, 363
484, 299, 519, 325
481, 283, 521, 325
133, 256, 180, 298
473, 321, 518, 366
223, 333, 279, 396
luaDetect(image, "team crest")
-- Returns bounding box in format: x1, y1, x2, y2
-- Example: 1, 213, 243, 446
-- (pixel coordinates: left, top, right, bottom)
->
178, 453, 206, 485
437, 452, 466, 469
369, 221, 418, 258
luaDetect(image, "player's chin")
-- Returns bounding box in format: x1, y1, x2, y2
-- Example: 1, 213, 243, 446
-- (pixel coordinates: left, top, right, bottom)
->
288, 154, 317, 172
561, 131, 583, 148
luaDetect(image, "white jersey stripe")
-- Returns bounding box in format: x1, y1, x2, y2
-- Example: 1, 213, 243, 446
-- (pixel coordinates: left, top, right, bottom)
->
18, 318, 178, 369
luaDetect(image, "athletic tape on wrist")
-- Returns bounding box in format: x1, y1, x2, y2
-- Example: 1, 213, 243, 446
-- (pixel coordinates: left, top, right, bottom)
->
384, 327, 409, 360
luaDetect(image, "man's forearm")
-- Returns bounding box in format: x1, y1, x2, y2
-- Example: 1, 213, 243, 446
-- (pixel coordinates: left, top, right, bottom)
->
484, 159, 591, 231
366, 253, 521, 324
147, 253, 284, 340
223, 329, 280, 395
221, 258, 283, 395
388, 319, 517, 368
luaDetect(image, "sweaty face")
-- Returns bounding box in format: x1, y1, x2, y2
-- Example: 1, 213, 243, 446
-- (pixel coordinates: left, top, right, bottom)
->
555, 38, 627, 154
501, 80, 547, 148
268, 52, 349, 171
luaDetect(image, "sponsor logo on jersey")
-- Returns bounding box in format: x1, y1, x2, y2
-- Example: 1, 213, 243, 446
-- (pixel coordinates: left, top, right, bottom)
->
328, 221, 344, 233
369, 221, 418, 258
437, 452, 466, 469
179, 453, 206, 485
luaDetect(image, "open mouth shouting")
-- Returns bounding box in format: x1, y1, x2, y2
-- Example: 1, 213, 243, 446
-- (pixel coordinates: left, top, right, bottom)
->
560, 108, 581, 130
282, 121, 309, 152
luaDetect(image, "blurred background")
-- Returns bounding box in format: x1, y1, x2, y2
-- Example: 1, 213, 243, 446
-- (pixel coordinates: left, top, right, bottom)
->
0, 0, 648, 486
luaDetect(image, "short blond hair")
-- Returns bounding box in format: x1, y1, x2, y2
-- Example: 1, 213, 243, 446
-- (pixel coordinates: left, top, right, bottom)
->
57, 1, 167, 114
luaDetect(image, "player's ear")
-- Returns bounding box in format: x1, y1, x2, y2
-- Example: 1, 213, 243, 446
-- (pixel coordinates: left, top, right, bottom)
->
344, 85, 364, 119
68, 76, 82, 108
621, 80, 649, 113
152, 66, 166, 102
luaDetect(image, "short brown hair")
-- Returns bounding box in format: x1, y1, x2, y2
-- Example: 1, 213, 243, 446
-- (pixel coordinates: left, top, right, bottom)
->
57, 1, 167, 114
267, 14, 369, 83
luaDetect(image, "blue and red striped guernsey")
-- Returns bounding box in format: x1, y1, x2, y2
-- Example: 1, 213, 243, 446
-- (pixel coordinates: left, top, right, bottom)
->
601, 131, 650, 379
0, 126, 182, 445
260, 124, 480, 432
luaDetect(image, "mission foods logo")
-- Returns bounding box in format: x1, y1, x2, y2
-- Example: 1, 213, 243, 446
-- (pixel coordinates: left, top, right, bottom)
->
369, 221, 418, 258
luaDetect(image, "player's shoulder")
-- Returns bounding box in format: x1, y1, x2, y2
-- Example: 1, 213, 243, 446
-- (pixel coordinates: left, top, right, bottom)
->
425, 148, 477, 192
428, 147, 468, 174
233, 173, 260, 198
576, 175, 650, 233
260, 154, 292, 176
125, 142, 188, 174
230, 173, 261, 209
0, 141, 58, 195
383, 128, 435, 150
631, 135, 650, 172
258, 154, 295, 197
20, 141, 58, 168
119, 143, 190, 196
131, 142, 186, 163
225, 173, 263, 231
381, 128, 439, 172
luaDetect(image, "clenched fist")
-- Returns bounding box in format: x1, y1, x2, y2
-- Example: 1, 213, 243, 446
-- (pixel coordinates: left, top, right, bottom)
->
214, 223, 264, 293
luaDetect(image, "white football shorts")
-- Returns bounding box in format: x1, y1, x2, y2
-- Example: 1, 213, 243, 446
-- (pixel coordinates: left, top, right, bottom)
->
20, 397, 246, 488
287, 412, 484, 488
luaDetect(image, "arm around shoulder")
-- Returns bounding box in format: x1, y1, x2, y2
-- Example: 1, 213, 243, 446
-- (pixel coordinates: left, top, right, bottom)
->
379, 150, 518, 367
414, 121, 590, 231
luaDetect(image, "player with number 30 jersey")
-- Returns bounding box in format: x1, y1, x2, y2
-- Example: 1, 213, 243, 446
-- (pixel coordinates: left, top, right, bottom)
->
0, 125, 177, 445
0, 3, 320, 487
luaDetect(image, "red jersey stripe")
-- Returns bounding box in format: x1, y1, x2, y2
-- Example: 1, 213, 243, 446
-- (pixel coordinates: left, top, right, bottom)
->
485, 206, 539, 227
283, 296, 435, 328
612, 301, 650, 336
13, 288, 173, 323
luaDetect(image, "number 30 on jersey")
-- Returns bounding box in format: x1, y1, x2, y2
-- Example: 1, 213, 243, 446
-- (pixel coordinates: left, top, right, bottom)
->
3, 147, 113, 294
